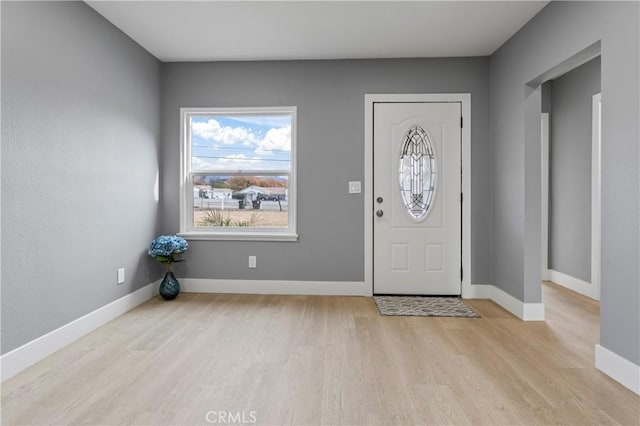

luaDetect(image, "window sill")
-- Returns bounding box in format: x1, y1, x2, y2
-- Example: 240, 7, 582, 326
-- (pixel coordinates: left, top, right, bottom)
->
178, 232, 299, 242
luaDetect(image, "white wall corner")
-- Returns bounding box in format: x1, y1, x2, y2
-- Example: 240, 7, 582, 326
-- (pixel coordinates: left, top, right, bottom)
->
0, 280, 160, 383
181, 279, 369, 297
595, 344, 640, 395
487, 285, 545, 321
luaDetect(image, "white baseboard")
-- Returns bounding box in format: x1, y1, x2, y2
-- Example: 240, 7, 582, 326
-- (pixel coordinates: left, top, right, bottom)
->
595, 344, 640, 394
0, 280, 160, 382
489, 285, 545, 321
181, 279, 369, 296
547, 269, 599, 300
465, 284, 545, 321
183, 279, 540, 320
183, 280, 542, 321
541, 269, 549, 281
463, 284, 493, 299
521, 301, 546, 321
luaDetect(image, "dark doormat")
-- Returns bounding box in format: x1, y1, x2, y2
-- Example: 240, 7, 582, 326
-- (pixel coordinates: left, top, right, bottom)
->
373, 296, 480, 318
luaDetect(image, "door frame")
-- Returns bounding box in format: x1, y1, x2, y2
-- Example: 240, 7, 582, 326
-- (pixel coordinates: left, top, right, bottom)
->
364, 93, 471, 297
540, 92, 601, 300
590, 92, 601, 300
541, 112, 550, 281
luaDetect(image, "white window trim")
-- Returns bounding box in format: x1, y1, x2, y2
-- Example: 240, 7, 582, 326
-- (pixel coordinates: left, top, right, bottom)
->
179, 106, 298, 241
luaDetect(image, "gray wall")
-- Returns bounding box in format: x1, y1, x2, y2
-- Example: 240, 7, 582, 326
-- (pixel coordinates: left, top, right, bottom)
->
490, 2, 639, 364
541, 81, 552, 114
1, 2, 161, 354
548, 57, 601, 282
160, 58, 492, 284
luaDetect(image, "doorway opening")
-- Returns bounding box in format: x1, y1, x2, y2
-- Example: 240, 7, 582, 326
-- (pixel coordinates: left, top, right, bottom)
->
540, 56, 601, 301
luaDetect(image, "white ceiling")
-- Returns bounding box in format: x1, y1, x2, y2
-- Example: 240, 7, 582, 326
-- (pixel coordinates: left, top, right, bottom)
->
86, 1, 549, 62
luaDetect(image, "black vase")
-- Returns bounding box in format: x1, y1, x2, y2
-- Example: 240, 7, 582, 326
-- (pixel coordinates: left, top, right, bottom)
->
159, 270, 180, 300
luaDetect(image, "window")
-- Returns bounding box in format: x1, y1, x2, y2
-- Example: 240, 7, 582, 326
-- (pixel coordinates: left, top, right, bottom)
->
180, 107, 297, 240
398, 125, 436, 221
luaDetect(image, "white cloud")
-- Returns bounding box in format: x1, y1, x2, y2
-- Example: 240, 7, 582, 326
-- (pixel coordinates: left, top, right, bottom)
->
191, 119, 291, 167
192, 156, 217, 171
191, 119, 260, 145
256, 126, 291, 155
193, 154, 277, 171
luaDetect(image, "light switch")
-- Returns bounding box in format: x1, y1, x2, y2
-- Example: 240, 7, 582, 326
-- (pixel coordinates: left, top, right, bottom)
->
349, 181, 361, 194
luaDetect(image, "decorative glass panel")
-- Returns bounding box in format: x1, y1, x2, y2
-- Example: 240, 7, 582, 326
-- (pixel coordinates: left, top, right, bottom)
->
398, 126, 436, 221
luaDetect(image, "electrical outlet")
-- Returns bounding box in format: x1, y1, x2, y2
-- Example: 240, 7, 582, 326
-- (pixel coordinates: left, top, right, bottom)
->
248, 256, 257, 268
349, 181, 361, 194
117, 268, 125, 284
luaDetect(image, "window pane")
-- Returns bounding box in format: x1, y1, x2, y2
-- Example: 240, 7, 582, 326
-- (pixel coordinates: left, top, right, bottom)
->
398, 126, 436, 221
193, 175, 289, 228
191, 114, 292, 171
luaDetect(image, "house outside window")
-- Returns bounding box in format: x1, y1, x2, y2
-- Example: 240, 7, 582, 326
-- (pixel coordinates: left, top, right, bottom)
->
180, 107, 297, 241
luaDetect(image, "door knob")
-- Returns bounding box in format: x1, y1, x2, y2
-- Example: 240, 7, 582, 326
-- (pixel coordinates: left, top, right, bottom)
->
376, 210, 384, 217
376, 197, 383, 204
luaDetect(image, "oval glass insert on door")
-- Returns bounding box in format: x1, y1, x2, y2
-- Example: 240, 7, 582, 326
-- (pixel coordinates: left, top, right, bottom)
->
398, 125, 437, 221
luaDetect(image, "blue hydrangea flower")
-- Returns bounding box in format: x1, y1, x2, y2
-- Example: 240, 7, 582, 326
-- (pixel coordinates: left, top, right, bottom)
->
148, 235, 188, 264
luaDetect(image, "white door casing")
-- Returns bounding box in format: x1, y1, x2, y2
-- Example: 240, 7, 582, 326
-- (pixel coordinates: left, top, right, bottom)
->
364, 93, 471, 298
540, 93, 601, 301
591, 92, 601, 300
373, 102, 462, 295
541, 113, 550, 280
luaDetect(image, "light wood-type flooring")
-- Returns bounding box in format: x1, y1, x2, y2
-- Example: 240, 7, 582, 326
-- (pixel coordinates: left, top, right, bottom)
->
2, 282, 639, 425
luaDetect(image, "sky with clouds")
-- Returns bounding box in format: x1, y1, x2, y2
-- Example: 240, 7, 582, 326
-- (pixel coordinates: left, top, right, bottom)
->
191, 115, 291, 171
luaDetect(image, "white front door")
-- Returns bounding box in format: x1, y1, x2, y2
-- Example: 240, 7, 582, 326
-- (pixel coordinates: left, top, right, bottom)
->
373, 102, 461, 295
